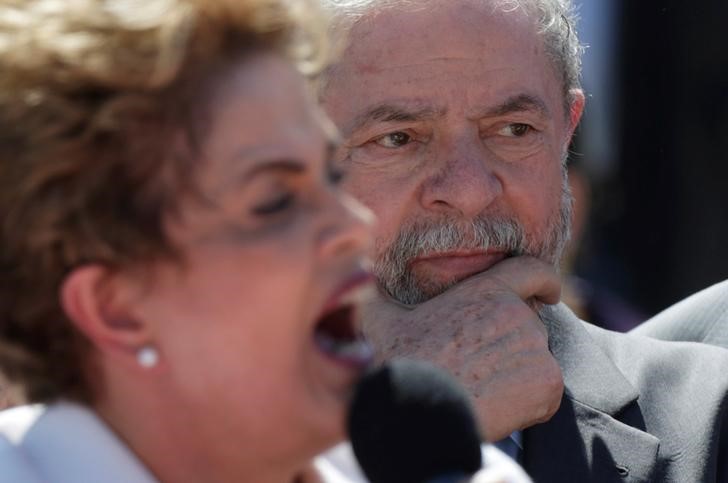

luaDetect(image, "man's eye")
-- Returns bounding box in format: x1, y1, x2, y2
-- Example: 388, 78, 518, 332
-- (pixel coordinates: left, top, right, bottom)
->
499, 123, 533, 137
374, 131, 412, 148
252, 193, 294, 216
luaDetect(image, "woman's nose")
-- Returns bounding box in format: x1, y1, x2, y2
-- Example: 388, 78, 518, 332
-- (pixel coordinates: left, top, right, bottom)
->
317, 189, 375, 260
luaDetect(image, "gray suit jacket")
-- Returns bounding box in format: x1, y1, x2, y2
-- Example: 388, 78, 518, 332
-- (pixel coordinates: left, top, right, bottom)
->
631, 280, 728, 348
523, 303, 728, 482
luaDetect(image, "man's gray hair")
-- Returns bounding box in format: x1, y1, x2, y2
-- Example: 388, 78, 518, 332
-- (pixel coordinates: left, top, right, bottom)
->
320, 0, 583, 102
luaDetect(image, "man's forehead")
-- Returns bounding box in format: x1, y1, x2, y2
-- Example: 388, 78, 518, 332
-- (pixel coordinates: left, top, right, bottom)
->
327, 1, 547, 95
321, 0, 566, 127
346, 0, 539, 62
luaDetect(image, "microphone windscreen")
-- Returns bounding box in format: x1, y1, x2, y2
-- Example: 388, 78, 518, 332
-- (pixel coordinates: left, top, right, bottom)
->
348, 359, 483, 483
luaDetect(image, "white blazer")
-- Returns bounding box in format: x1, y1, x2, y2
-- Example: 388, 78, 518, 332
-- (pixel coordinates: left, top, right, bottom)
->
0, 402, 157, 483
1, 402, 530, 482
319, 441, 532, 483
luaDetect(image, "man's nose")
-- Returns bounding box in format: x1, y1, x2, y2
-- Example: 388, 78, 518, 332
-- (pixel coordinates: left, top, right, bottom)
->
419, 138, 503, 219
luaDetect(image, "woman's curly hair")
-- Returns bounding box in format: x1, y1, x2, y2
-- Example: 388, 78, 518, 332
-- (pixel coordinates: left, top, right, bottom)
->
0, 0, 327, 403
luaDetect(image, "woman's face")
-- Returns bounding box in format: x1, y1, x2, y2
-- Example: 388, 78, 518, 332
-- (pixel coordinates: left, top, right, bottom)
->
128, 54, 374, 462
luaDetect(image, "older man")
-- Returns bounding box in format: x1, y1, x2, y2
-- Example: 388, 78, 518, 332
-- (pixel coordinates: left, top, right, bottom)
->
319, 0, 728, 480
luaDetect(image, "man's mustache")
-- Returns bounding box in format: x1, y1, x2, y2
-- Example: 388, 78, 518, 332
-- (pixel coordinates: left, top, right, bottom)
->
379, 215, 529, 262
372, 174, 573, 305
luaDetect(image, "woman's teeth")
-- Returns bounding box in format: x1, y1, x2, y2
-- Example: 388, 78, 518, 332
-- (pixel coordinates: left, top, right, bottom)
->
314, 331, 374, 366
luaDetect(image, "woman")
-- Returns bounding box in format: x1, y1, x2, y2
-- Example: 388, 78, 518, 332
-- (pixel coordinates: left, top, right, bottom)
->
0, 0, 375, 481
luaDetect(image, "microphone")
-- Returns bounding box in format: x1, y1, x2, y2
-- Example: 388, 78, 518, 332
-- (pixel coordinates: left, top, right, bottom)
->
348, 359, 483, 483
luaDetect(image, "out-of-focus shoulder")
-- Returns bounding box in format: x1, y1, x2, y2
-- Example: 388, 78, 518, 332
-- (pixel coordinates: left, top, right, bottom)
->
632, 280, 728, 348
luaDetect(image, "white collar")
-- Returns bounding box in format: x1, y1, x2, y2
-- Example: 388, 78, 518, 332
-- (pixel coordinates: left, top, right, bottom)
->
0, 402, 158, 483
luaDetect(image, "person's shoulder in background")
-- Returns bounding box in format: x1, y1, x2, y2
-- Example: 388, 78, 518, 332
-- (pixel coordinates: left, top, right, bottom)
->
631, 279, 728, 348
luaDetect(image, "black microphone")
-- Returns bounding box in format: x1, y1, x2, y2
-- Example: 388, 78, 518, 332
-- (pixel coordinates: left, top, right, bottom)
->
348, 359, 483, 483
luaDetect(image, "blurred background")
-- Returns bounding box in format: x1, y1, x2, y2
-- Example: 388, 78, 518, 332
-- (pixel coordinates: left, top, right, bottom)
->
565, 0, 728, 327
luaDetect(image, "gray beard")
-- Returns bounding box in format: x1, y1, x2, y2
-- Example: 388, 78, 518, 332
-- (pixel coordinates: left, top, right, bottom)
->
373, 174, 573, 305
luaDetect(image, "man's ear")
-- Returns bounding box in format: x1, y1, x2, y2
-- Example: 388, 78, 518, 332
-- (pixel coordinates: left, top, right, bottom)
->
567, 88, 586, 140
60, 265, 157, 369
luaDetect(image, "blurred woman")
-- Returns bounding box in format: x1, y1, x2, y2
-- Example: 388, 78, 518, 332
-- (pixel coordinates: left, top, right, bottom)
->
0, 0, 375, 481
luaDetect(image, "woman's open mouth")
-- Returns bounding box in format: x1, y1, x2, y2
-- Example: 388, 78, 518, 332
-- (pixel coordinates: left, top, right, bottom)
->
313, 273, 374, 368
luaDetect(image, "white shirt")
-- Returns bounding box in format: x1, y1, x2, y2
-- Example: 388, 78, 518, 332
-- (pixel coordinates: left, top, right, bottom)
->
1, 402, 529, 482
319, 442, 532, 483
494, 431, 523, 462
0, 402, 157, 483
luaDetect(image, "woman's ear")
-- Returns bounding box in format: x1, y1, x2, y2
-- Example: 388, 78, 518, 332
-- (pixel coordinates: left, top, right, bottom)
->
60, 265, 160, 370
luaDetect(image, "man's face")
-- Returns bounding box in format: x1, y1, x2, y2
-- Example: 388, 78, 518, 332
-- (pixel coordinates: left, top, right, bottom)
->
322, 0, 584, 304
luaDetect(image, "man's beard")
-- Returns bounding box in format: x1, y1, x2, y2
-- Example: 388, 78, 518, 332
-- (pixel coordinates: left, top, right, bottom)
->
373, 174, 574, 305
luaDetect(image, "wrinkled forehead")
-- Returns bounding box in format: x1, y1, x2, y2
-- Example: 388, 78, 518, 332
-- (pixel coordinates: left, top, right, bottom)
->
319, 0, 563, 126
329, 0, 542, 72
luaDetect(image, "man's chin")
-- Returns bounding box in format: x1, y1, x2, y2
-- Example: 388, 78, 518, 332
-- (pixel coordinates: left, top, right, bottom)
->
380, 252, 561, 306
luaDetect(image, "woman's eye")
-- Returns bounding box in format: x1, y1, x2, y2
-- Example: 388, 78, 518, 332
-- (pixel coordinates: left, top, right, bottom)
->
499, 123, 533, 138
374, 131, 412, 148
252, 193, 294, 216
327, 167, 345, 185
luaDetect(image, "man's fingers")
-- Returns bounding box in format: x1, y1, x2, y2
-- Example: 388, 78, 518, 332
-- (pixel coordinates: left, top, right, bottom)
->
458, 256, 562, 305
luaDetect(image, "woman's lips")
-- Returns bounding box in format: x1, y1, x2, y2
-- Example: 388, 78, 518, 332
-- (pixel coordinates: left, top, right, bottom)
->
409, 250, 508, 282
320, 271, 375, 316
313, 271, 376, 369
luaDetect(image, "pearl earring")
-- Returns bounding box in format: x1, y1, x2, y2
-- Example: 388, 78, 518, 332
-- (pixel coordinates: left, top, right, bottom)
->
137, 346, 159, 368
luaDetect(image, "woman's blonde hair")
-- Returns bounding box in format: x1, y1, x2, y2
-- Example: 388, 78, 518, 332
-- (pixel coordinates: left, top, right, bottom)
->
0, 0, 327, 403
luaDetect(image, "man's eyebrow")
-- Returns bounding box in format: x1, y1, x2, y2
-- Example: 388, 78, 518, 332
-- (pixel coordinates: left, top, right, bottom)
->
480, 94, 551, 118
346, 103, 446, 134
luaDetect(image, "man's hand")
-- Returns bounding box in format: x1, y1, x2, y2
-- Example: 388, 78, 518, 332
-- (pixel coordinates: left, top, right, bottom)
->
361, 256, 564, 442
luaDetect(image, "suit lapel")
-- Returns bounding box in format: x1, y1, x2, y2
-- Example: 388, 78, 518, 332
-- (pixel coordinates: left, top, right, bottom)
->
522, 304, 661, 483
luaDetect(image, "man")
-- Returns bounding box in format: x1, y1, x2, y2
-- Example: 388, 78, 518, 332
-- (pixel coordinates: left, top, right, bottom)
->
632, 280, 728, 348
319, 0, 728, 480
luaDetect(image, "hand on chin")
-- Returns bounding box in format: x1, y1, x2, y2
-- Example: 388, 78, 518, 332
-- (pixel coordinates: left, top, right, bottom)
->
361, 255, 564, 441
